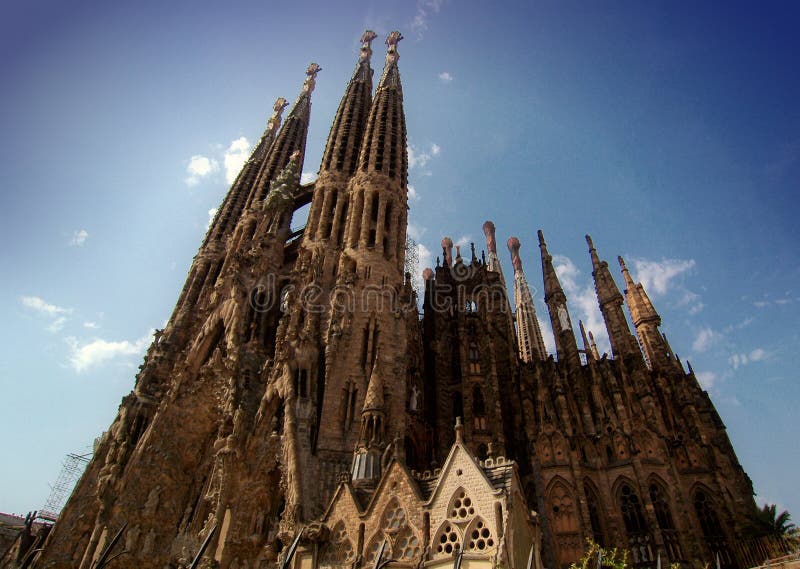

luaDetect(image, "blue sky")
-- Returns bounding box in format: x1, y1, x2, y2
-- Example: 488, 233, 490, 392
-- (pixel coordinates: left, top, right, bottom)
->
1, 0, 799, 520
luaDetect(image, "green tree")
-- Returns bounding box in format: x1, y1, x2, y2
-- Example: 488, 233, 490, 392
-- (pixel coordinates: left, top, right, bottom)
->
753, 504, 797, 540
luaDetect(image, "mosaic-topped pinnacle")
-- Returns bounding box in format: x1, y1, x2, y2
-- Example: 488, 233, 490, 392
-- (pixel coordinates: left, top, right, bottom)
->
507, 236, 523, 273
422, 268, 434, 281
441, 237, 454, 267
385, 31, 403, 64
302, 63, 322, 96
359, 30, 378, 63
482, 221, 498, 254
267, 97, 289, 132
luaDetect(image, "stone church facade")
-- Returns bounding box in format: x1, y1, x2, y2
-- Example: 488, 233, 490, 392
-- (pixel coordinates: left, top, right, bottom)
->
6, 29, 761, 569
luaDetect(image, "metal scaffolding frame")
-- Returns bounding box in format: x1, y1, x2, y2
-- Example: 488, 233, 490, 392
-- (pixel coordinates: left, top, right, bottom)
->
38, 452, 91, 522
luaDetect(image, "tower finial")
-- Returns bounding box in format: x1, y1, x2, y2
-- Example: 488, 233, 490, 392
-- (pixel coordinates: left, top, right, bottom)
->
359, 30, 378, 63
618, 256, 635, 288
385, 31, 403, 65
302, 63, 322, 96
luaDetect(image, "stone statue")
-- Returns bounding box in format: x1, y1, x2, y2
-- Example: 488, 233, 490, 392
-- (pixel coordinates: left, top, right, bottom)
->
557, 305, 570, 331
409, 383, 419, 411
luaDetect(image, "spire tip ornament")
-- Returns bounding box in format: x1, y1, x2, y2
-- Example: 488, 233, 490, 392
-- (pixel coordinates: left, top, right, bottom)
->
359, 30, 378, 63
385, 31, 403, 64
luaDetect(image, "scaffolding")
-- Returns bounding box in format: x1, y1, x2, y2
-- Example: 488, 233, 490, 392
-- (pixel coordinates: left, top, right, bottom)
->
405, 236, 420, 289
38, 452, 91, 522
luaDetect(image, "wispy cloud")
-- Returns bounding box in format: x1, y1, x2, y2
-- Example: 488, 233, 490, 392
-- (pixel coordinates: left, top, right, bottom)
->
65, 331, 152, 373
552, 254, 609, 354
301, 172, 318, 185
69, 229, 89, 246
407, 185, 420, 201
537, 313, 557, 356
21, 296, 72, 317
631, 258, 695, 296
207, 208, 218, 230
408, 141, 441, 171
696, 371, 717, 389
185, 155, 219, 186
729, 348, 769, 369
83, 321, 100, 329
410, 0, 445, 39
692, 327, 719, 353
223, 137, 250, 184
438, 71, 454, 83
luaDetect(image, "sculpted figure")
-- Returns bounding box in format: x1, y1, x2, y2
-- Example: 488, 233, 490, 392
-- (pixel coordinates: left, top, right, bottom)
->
557, 305, 570, 331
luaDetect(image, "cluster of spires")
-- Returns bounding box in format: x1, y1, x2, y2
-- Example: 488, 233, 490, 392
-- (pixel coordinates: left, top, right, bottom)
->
426, 223, 685, 374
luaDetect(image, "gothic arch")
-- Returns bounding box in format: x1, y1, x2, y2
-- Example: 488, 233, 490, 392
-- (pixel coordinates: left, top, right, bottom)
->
464, 516, 496, 552
319, 521, 355, 568
647, 476, 683, 561
432, 520, 462, 557
583, 479, 607, 546
381, 497, 408, 532
691, 485, 733, 566
614, 478, 654, 566
546, 477, 581, 567
447, 487, 476, 521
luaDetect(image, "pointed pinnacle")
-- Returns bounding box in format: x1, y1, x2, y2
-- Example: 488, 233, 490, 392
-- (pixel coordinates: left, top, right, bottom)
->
618, 256, 635, 287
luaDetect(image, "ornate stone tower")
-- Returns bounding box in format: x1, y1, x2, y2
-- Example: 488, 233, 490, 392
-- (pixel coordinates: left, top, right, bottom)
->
11, 29, 767, 569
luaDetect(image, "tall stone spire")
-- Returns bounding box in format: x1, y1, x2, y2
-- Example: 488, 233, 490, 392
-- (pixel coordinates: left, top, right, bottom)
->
585, 235, 640, 362
579, 320, 594, 362
342, 31, 409, 274
483, 221, 506, 284
507, 237, 547, 362
352, 357, 386, 485
357, 31, 407, 186
538, 230, 580, 368
245, 63, 321, 211
205, 97, 289, 245
306, 31, 376, 249
618, 256, 674, 371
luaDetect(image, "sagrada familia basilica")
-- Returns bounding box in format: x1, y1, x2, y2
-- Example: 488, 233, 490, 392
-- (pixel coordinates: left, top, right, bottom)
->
2, 30, 767, 569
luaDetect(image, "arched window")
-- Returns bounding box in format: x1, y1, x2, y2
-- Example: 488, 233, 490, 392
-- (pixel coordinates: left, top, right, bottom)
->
468, 342, 481, 374
694, 490, 732, 566
319, 522, 355, 568
465, 517, 496, 552
548, 481, 581, 567
649, 483, 683, 561
472, 385, 487, 431
584, 483, 606, 547
618, 483, 653, 566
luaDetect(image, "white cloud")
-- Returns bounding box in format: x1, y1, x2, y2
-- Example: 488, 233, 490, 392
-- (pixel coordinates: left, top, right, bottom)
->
552, 255, 609, 354
729, 347, 769, 369
21, 296, 72, 317
438, 72, 453, 83
692, 327, 718, 353
47, 317, 67, 333
454, 235, 471, 249
631, 258, 695, 296
407, 185, 420, 201
696, 371, 717, 389
66, 331, 152, 373
207, 208, 218, 230
185, 155, 219, 186
69, 229, 89, 246
83, 321, 100, 329
300, 172, 318, 185
410, 0, 444, 38
408, 142, 441, 171
223, 137, 250, 184
407, 222, 426, 241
